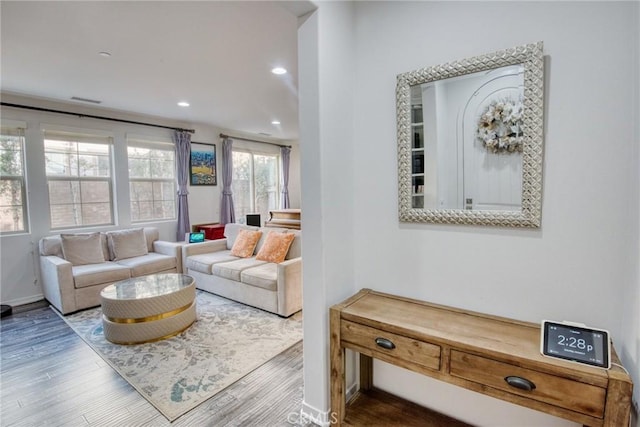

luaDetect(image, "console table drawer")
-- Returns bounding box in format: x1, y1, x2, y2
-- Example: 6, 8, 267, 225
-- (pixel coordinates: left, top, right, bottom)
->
341, 320, 441, 371
450, 350, 606, 418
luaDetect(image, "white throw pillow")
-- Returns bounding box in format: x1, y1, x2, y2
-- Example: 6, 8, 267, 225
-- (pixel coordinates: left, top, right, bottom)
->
60, 232, 106, 266
107, 228, 149, 261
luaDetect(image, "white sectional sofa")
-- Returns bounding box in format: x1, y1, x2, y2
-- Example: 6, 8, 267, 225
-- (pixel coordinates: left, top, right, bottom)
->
182, 223, 302, 317
39, 227, 182, 315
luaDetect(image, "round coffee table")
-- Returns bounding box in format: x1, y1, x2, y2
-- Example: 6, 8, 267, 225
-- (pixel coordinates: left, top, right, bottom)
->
100, 273, 196, 344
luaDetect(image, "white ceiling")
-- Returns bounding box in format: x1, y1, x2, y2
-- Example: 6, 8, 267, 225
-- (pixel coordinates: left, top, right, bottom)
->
0, 1, 314, 141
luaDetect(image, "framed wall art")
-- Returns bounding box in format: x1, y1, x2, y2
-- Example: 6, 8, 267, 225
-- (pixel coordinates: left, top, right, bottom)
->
189, 143, 217, 186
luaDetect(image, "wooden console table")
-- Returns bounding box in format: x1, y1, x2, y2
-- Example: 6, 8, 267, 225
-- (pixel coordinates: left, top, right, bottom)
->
330, 289, 633, 426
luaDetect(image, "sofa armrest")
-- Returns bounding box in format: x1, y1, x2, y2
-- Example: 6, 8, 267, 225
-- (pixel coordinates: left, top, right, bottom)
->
276, 257, 302, 317
153, 240, 184, 273
39, 255, 75, 314
181, 239, 228, 273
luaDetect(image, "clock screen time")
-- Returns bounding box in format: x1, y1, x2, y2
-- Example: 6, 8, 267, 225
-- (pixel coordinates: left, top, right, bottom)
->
545, 323, 607, 367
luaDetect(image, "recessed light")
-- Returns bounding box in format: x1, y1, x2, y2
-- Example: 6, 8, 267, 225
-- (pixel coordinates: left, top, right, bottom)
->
99, 51, 111, 57
271, 67, 287, 75
271, 120, 281, 125
177, 101, 190, 107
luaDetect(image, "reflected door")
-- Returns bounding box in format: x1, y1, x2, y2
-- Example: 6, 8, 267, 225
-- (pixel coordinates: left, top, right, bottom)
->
461, 67, 523, 211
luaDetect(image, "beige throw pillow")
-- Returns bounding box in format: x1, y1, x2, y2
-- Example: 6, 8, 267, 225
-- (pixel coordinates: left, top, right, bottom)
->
230, 229, 262, 258
255, 231, 295, 264
107, 228, 149, 261
60, 232, 106, 266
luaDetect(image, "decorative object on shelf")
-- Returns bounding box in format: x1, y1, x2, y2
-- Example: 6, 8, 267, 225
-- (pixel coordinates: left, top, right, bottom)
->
412, 153, 424, 174
477, 98, 524, 154
190, 142, 217, 185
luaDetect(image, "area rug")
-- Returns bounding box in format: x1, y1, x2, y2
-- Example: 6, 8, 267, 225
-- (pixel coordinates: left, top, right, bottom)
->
57, 291, 302, 422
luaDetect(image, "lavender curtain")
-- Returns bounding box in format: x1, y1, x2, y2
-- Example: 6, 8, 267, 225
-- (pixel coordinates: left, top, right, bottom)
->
174, 131, 191, 241
220, 137, 235, 224
280, 146, 291, 209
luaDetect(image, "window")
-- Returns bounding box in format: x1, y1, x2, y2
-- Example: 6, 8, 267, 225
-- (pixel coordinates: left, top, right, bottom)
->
127, 139, 176, 222
232, 150, 279, 224
0, 123, 28, 234
44, 130, 114, 229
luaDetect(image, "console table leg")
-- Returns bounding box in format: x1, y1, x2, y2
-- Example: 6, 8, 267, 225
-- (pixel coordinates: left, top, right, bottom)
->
330, 307, 345, 425
360, 354, 373, 391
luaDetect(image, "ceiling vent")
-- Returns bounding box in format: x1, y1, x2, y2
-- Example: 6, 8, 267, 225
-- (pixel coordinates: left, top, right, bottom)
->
71, 96, 102, 104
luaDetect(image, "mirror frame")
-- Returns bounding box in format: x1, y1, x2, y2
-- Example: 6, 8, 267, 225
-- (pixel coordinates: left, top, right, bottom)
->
397, 42, 544, 227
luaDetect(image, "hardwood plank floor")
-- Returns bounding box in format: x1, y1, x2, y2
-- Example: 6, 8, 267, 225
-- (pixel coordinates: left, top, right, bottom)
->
1, 306, 306, 427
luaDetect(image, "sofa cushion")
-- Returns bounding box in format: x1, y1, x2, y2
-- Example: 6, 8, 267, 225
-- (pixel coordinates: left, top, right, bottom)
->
224, 223, 259, 250
186, 251, 239, 274
212, 258, 267, 282
72, 262, 131, 289
115, 253, 177, 277
41, 233, 110, 260
107, 228, 148, 261
60, 232, 106, 266
254, 228, 301, 260
39, 235, 64, 257
241, 263, 277, 291
230, 229, 262, 258
143, 227, 159, 252
285, 231, 301, 260
256, 231, 295, 263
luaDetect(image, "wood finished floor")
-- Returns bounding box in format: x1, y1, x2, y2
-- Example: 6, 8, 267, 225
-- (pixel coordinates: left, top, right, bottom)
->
0, 305, 306, 427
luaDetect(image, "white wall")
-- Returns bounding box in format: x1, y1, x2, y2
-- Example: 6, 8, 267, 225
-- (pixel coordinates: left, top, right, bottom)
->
298, 2, 358, 424
300, 1, 639, 426
621, 2, 640, 425
0, 94, 301, 306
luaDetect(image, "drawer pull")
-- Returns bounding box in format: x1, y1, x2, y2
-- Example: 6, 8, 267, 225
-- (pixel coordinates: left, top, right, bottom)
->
505, 376, 536, 391
375, 337, 396, 350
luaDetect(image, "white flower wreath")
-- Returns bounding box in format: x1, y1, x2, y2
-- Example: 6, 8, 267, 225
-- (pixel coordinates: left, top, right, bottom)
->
476, 99, 524, 154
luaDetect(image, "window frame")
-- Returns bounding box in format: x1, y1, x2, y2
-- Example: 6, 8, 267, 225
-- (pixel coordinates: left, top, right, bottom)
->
127, 138, 177, 223
43, 129, 115, 230
0, 122, 29, 235
231, 147, 280, 223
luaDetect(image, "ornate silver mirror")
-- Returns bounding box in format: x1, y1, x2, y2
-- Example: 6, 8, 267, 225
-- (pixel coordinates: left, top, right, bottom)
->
397, 42, 544, 227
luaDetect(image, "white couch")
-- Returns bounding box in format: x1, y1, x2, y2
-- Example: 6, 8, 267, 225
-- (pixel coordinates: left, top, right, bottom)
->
39, 227, 182, 315
182, 223, 302, 317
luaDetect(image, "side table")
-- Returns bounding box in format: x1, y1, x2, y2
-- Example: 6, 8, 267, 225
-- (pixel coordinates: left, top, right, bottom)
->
330, 289, 633, 426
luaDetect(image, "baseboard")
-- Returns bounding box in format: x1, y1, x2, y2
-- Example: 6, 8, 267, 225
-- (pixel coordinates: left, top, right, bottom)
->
300, 400, 333, 426
1, 294, 44, 308
298, 383, 358, 426
346, 381, 359, 403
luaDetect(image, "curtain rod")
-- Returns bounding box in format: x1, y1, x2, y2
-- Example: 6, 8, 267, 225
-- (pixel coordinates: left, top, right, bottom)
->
220, 133, 291, 148
0, 102, 195, 134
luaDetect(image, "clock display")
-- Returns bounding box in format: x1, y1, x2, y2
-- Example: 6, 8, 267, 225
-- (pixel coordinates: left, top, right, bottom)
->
541, 321, 610, 369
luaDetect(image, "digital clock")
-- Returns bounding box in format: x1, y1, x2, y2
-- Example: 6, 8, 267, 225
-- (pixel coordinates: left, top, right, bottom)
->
540, 320, 611, 369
